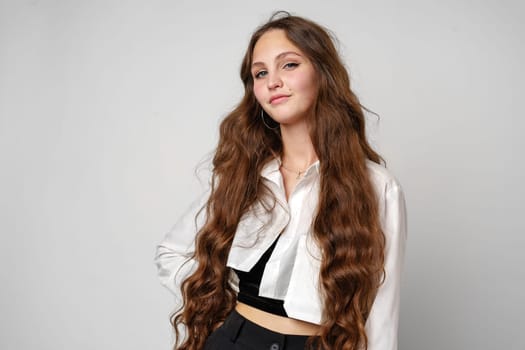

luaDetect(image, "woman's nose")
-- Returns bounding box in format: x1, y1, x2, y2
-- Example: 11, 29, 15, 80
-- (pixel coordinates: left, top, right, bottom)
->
267, 72, 283, 89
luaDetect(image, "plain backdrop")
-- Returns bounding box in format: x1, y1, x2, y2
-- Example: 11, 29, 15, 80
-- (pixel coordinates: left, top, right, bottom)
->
1, 0, 524, 349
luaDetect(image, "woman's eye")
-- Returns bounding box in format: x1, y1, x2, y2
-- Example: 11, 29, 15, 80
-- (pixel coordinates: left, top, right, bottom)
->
254, 70, 267, 79
283, 62, 299, 69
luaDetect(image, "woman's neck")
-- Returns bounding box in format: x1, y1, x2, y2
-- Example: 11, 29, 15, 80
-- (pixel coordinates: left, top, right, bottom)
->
280, 122, 318, 170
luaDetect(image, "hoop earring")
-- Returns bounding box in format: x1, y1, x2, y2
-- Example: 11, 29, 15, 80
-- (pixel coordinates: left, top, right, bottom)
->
261, 109, 280, 130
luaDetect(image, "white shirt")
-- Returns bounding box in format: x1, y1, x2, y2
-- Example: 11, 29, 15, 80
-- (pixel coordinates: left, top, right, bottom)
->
155, 158, 407, 350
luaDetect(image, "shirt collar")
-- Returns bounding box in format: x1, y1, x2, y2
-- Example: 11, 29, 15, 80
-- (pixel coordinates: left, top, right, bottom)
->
261, 158, 282, 185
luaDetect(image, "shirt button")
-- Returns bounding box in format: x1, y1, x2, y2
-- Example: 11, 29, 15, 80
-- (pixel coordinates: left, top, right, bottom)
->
270, 343, 280, 350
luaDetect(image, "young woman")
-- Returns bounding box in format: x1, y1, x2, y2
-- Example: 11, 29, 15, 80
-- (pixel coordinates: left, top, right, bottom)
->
155, 12, 407, 350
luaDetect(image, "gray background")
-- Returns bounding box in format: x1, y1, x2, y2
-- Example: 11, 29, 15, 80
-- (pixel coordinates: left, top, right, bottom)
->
1, 0, 523, 349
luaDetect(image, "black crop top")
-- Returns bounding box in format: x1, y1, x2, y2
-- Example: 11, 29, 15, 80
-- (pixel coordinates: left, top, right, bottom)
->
232, 236, 288, 317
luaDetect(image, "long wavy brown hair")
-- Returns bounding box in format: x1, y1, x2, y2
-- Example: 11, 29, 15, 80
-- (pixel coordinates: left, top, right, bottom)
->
171, 12, 386, 350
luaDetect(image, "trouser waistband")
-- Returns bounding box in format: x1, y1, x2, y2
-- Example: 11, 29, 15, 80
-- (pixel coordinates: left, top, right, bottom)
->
220, 309, 315, 350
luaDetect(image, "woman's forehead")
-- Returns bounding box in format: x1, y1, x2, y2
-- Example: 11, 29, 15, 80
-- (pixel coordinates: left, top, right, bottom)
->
252, 30, 304, 64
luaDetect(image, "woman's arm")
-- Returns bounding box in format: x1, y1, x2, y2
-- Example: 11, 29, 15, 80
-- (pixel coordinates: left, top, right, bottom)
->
366, 180, 408, 350
154, 191, 209, 299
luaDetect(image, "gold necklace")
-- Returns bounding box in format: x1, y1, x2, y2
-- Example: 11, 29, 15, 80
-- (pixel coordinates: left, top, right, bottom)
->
280, 163, 307, 179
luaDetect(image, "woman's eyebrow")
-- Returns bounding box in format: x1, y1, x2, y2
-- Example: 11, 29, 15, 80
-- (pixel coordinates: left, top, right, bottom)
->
252, 51, 302, 68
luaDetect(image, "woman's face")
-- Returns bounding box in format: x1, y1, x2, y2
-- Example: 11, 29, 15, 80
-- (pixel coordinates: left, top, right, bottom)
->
251, 29, 318, 127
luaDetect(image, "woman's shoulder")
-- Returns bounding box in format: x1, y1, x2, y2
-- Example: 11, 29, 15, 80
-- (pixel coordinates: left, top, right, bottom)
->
365, 159, 403, 195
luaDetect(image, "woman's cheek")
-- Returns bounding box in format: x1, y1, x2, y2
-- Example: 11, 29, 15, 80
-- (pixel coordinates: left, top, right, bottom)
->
253, 84, 265, 105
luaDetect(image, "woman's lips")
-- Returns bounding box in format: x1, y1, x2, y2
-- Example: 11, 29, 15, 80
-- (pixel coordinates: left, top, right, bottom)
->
270, 94, 290, 104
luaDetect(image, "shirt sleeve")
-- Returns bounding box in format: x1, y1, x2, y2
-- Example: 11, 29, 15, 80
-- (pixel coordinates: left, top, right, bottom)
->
154, 190, 210, 300
365, 180, 408, 350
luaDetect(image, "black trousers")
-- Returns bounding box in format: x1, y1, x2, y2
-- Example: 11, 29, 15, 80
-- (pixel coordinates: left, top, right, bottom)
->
203, 309, 317, 350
